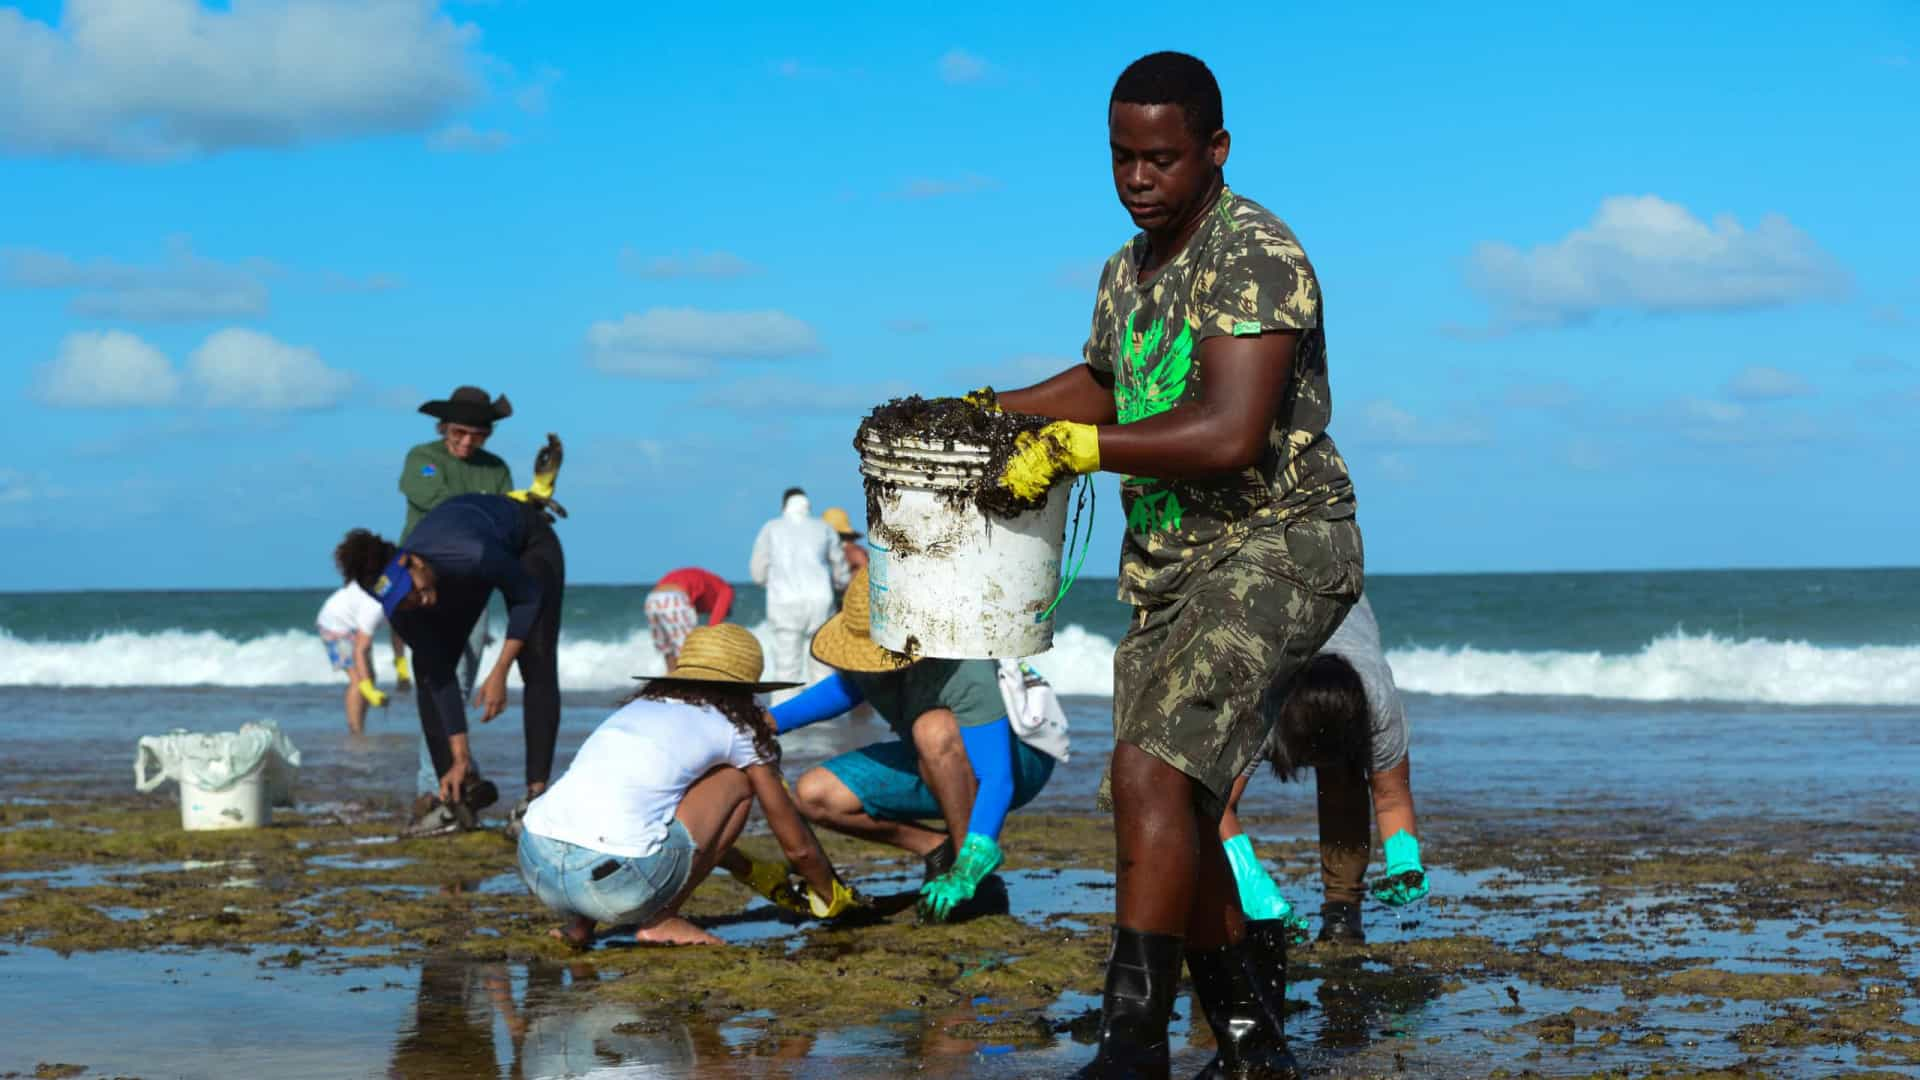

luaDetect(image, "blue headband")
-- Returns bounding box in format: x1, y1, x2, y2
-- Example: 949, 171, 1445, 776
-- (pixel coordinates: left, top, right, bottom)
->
371, 554, 414, 617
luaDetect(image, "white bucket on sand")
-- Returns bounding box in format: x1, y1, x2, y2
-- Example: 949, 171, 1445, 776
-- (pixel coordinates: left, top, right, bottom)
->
859, 431, 1073, 659
134, 720, 300, 831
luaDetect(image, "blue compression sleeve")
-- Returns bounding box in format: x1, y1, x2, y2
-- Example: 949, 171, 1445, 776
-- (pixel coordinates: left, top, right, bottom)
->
770, 672, 864, 734
959, 717, 1018, 840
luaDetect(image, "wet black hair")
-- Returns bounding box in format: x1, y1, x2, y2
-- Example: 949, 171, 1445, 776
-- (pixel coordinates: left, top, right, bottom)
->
782, 486, 806, 503
1268, 654, 1372, 783
335, 528, 397, 591
1110, 51, 1224, 145
626, 682, 781, 766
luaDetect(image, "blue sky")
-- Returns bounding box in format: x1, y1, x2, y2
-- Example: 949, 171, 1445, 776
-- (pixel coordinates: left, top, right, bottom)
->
1, 1, 1914, 590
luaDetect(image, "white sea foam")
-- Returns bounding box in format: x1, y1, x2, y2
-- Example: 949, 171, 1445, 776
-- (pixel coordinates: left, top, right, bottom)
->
1, 624, 1915, 706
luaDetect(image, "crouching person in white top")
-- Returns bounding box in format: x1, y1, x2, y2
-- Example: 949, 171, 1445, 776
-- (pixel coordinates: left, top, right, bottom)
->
516, 624, 859, 948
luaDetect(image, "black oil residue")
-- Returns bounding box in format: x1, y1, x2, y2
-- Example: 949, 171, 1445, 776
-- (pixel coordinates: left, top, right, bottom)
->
854, 396, 1052, 521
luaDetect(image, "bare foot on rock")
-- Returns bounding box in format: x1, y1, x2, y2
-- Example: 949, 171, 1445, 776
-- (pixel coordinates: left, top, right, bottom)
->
634, 915, 722, 946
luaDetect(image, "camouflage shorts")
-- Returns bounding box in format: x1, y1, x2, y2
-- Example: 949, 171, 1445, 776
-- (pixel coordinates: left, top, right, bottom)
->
1101, 516, 1363, 821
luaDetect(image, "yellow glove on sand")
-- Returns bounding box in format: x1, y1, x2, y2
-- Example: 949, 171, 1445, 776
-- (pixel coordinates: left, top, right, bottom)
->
998, 421, 1100, 501
357, 679, 388, 708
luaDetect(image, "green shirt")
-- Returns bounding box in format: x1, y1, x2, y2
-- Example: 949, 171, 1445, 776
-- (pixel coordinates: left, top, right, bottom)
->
1084, 188, 1356, 606
398, 440, 514, 543
849, 659, 1005, 739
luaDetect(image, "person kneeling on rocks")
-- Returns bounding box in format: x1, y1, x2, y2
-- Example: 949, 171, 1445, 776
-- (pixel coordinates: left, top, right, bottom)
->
1218, 593, 1428, 946
517, 624, 860, 948
748, 567, 1065, 923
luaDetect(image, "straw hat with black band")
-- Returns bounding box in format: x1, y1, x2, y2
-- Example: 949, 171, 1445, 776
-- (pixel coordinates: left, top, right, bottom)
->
821, 506, 861, 540
810, 567, 916, 674
419, 386, 514, 430
634, 623, 801, 693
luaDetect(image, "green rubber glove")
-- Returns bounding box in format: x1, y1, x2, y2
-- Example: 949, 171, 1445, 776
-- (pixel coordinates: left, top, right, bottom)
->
1223, 833, 1310, 942
918, 833, 1003, 922
1371, 831, 1430, 907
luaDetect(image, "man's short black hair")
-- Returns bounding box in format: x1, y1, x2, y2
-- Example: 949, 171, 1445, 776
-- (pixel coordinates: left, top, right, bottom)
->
1110, 51, 1223, 145
782, 486, 806, 503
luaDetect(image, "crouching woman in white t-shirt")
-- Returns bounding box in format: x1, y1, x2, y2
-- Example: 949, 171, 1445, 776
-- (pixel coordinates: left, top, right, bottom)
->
517, 624, 853, 947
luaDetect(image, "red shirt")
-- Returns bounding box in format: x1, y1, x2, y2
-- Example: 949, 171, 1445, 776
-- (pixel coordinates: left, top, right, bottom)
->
655, 567, 735, 624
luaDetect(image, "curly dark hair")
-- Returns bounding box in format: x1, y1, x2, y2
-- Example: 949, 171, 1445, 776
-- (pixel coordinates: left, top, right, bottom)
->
1110, 51, 1223, 146
625, 682, 780, 765
1267, 654, 1373, 783
335, 528, 397, 591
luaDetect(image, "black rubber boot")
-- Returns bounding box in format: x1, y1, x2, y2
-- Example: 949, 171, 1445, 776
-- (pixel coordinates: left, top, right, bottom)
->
1189, 922, 1301, 1079
922, 837, 955, 885
1317, 900, 1365, 944
1073, 927, 1185, 1079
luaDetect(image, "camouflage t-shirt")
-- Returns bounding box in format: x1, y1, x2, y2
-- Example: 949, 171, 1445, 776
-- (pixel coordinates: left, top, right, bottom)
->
1085, 188, 1355, 605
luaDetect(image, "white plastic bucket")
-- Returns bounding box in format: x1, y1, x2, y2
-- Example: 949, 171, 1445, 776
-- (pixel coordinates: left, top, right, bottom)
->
180, 764, 270, 831
134, 721, 298, 831
860, 431, 1072, 658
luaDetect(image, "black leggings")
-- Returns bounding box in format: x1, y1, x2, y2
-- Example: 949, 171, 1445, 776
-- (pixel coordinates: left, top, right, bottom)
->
417, 510, 565, 788
515, 512, 565, 786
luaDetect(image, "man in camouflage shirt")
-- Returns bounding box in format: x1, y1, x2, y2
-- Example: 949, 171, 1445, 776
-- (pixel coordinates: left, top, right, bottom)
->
993, 52, 1361, 1079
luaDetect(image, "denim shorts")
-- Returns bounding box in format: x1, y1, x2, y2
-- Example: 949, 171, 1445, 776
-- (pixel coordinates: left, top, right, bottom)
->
516, 822, 696, 926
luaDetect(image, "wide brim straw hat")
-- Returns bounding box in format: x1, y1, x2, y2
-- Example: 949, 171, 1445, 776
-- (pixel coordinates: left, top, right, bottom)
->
810, 567, 917, 674
821, 506, 861, 538
419, 385, 513, 429
635, 623, 801, 692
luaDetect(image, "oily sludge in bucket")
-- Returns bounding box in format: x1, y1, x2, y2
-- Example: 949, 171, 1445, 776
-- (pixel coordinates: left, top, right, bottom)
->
134, 720, 301, 831
858, 424, 1083, 659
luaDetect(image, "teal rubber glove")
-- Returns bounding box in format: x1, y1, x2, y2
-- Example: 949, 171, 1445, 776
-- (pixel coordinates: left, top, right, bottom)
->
1371, 831, 1430, 906
1223, 833, 1310, 942
918, 833, 1003, 922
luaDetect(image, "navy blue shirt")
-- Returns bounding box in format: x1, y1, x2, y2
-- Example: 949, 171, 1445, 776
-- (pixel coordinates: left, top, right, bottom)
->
392, 495, 542, 742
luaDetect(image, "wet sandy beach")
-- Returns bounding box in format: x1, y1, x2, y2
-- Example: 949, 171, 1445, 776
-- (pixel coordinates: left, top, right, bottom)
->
3, 685, 1918, 1078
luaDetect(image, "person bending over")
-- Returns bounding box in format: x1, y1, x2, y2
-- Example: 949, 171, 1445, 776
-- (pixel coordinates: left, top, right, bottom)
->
644, 567, 735, 669
340, 492, 565, 837
517, 624, 858, 947
755, 568, 1061, 922
1218, 594, 1427, 947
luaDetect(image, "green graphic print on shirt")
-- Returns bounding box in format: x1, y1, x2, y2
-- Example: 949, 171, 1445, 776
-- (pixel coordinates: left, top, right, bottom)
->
1084, 188, 1357, 605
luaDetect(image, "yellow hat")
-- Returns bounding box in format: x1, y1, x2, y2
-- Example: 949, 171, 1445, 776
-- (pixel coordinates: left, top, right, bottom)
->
822, 506, 860, 538
810, 567, 916, 673
635, 623, 801, 692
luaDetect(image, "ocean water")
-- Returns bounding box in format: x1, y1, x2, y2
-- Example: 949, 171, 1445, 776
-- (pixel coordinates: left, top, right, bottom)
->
3, 568, 1918, 705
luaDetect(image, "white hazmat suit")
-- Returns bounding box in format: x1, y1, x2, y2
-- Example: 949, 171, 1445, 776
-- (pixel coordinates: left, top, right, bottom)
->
750, 493, 850, 701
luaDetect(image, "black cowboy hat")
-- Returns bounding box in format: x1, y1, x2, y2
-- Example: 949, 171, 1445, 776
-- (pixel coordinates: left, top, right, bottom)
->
419, 386, 513, 429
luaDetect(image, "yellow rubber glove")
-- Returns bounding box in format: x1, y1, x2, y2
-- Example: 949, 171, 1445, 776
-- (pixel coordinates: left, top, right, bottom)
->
394, 655, 412, 685
357, 679, 389, 707
507, 434, 567, 516
727, 855, 810, 915
962, 386, 1002, 413
998, 421, 1100, 502
804, 878, 866, 919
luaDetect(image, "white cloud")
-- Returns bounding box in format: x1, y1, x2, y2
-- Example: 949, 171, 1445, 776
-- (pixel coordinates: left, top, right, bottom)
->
892, 174, 999, 200
586, 308, 822, 379
514, 65, 560, 115
1725, 364, 1813, 401
1468, 195, 1848, 326
1354, 399, 1492, 448
4, 238, 271, 320
938, 48, 989, 85
621, 249, 760, 280
188, 328, 353, 410
32, 330, 182, 407
1667, 396, 1826, 446
427, 123, 512, 153
700, 377, 909, 414
0, 0, 484, 160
